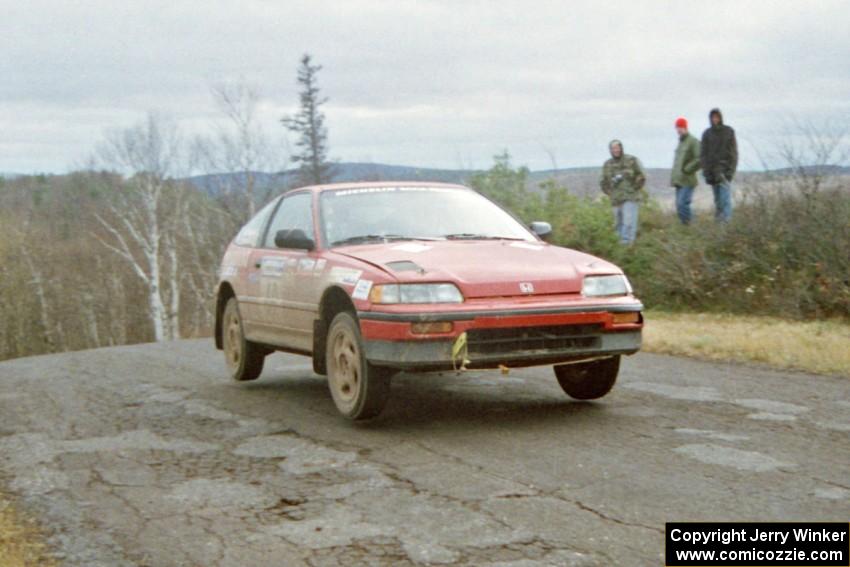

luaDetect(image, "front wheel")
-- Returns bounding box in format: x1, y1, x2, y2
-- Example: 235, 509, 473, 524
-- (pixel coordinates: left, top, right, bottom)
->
326, 312, 392, 420
554, 356, 620, 400
222, 298, 266, 382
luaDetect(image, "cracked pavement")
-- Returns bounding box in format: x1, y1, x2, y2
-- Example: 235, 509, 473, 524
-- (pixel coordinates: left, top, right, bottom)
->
0, 340, 848, 566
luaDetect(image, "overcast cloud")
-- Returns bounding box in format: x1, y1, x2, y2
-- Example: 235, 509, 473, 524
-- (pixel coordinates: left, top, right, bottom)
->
2, 0, 849, 173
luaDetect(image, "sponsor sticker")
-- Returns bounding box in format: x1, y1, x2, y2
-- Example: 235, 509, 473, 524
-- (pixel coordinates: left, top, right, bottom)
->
298, 258, 316, 272
219, 265, 237, 277
351, 279, 373, 300
260, 257, 287, 277
314, 259, 327, 272
329, 266, 362, 286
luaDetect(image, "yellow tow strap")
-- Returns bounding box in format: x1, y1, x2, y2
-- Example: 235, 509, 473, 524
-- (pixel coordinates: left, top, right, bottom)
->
451, 332, 470, 371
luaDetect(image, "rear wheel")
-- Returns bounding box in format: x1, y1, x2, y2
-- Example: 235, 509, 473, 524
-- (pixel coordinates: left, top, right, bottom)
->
326, 312, 392, 420
554, 356, 620, 400
222, 298, 266, 382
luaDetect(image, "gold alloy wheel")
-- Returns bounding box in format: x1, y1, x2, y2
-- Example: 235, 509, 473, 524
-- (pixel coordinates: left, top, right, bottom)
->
223, 305, 242, 372
328, 323, 361, 410
324, 311, 393, 419
221, 298, 265, 381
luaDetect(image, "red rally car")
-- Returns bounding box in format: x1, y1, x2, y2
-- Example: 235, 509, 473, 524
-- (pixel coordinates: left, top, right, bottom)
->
215, 182, 643, 419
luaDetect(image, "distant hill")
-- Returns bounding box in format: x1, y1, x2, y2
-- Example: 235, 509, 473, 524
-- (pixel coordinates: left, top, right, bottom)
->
184, 162, 850, 210
767, 165, 850, 176
185, 162, 629, 197
326, 162, 477, 183
182, 163, 709, 209
186, 162, 477, 196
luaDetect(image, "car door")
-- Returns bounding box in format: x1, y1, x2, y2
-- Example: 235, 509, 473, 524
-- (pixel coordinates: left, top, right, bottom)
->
251, 191, 319, 351
233, 198, 280, 327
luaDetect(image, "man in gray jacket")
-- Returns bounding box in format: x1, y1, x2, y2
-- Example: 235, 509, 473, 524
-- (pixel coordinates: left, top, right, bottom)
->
600, 140, 646, 245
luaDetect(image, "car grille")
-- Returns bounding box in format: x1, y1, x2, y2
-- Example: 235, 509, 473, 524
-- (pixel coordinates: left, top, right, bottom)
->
466, 324, 602, 356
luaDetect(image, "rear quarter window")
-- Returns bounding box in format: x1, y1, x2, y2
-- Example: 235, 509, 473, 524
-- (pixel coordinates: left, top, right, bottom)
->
233, 198, 279, 247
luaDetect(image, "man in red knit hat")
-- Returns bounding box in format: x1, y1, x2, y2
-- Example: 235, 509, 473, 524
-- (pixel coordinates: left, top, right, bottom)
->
670, 117, 701, 224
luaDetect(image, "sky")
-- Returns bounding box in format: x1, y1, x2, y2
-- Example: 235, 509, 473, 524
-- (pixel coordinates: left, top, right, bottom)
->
2, 0, 849, 174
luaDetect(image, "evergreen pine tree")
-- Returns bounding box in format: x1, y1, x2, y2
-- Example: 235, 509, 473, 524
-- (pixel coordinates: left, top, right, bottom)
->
282, 54, 334, 187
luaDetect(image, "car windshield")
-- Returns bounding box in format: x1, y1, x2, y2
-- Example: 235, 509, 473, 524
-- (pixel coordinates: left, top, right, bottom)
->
320, 186, 536, 246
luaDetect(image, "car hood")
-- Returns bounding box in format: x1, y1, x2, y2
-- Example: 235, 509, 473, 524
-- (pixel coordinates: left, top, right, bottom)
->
334, 240, 622, 298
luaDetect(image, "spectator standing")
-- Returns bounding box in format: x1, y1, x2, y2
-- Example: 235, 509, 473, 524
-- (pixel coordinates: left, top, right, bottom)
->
600, 140, 646, 245
700, 108, 738, 222
670, 117, 701, 224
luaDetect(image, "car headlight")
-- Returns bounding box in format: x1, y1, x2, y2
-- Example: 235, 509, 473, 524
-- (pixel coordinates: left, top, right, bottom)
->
369, 283, 464, 304
582, 274, 632, 297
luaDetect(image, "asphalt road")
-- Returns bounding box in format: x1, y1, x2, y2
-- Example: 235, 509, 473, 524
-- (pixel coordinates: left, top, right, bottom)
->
1, 340, 848, 566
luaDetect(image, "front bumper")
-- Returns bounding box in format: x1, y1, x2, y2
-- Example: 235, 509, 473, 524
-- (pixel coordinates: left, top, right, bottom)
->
358, 300, 643, 371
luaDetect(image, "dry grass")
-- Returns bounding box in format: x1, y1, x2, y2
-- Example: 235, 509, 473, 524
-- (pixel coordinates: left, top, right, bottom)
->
0, 493, 56, 567
643, 311, 850, 377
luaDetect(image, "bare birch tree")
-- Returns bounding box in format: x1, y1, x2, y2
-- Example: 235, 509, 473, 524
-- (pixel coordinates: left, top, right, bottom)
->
20, 228, 65, 352
92, 114, 185, 341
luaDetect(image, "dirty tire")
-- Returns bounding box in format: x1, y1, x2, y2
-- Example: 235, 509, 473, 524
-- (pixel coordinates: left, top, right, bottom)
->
222, 297, 266, 382
554, 355, 620, 400
326, 311, 392, 420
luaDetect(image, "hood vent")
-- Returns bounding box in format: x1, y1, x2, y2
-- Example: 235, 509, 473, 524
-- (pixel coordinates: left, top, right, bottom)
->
386, 260, 424, 273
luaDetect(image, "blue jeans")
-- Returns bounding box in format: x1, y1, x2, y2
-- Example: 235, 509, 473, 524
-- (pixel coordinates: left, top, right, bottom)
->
712, 182, 732, 222
675, 186, 694, 225
612, 200, 639, 244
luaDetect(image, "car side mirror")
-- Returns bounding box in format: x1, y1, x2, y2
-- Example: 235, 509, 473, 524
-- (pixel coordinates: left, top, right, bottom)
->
529, 221, 552, 239
275, 229, 315, 251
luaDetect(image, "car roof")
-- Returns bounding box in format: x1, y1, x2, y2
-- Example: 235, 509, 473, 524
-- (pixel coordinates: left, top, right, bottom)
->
284, 181, 470, 195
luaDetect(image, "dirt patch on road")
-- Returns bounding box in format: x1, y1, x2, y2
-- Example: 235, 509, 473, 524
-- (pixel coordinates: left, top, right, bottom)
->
0, 491, 56, 567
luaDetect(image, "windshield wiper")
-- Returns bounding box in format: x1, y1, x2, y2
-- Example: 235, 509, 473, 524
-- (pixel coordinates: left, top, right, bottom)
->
331, 234, 413, 246
443, 233, 526, 241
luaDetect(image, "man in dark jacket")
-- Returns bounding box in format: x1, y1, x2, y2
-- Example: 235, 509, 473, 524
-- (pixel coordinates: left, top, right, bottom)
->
600, 139, 646, 245
700, 108, 738, 222
671, 117, 701, 224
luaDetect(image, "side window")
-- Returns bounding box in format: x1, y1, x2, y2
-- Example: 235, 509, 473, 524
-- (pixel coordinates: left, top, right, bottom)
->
233, 198, 279, 247
264, 192, 314, 248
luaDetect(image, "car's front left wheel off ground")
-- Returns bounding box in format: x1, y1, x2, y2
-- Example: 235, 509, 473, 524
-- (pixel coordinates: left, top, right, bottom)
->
326, 311, 393, 420
222, 297, 267, 382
